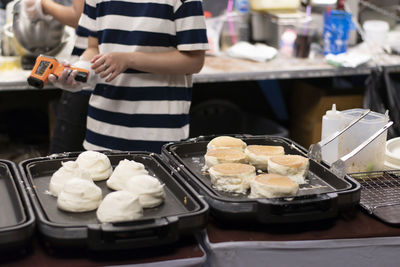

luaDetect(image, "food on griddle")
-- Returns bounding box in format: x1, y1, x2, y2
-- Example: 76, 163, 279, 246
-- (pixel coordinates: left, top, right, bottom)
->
244, 145, 285, 171
57, 178, 102, 212
126, 174, 165, 208
107, 159, 149, 191
75, 151, 113, 181
267, 154, 309, 184
207, 136, 247, 152
49, 161, 91, 197
204, 148, 249, 170
208, 163, 256, 194
249, 173, 299, 198
96, 191, 143, 223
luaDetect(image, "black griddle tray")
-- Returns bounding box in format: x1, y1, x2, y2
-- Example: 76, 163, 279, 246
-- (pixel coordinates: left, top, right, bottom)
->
0, 160, 35, 252
349, 170, 400, 226
162, 135, 361, 224
18, 151, 208, 251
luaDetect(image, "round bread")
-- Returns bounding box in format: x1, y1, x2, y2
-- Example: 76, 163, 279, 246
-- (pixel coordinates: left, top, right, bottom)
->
107, 159, 148, 191
267, 155, 309, 184
249, 173, 299, 198
204, 148, 248, 169
245, 145, 285, 170
207, 136, 247, 152
57, 178, 102, 212
208, 163, 256, 194
76, 151, 113, 181
96, 191, 143, 223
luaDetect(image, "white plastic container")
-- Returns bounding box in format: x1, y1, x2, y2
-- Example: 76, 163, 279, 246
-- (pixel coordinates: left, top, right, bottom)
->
338, 109, 389, 173
321, 104, 341, 165
363, 20, 390, 48
250, 0, 300, 11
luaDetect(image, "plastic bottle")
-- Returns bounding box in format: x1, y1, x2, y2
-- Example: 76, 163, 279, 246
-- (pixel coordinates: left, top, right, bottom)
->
321, 104, 341, 165
234, 0, 250, 43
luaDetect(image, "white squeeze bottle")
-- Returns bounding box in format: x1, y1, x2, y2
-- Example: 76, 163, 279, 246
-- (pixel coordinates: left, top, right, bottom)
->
321, 104, 341, 165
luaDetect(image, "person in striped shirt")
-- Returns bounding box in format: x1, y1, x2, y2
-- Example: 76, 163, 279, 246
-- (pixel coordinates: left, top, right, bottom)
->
49, 0, 209, 153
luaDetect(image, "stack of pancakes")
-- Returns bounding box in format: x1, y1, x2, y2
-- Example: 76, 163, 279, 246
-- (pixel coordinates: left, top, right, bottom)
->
204, 136, 309, 198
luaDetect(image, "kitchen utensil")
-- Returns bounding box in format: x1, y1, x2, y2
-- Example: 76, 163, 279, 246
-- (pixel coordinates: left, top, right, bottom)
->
12, 0, 65, 56
331, 121, 393, 179
28, 55, 89, 89
349, 169, 400, 226
308, 108, 371, 163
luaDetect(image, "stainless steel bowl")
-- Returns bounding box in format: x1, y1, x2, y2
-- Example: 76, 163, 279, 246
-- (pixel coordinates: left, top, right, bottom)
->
12, 0, 65, 56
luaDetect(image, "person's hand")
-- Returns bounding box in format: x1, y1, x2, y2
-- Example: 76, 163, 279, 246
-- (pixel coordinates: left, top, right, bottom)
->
48, 61, 85, 92
91, 52, 129, 82
21, 0, 46, 20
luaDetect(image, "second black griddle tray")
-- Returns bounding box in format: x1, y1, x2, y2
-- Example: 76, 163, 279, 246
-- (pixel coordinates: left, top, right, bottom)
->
18, 151, 209, 251
0, 159, 35, 252
349, 170, 400, 226
162, 135, 361, 224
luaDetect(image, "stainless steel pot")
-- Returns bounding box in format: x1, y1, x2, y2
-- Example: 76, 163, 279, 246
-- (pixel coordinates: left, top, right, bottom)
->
12, 0, 65, 56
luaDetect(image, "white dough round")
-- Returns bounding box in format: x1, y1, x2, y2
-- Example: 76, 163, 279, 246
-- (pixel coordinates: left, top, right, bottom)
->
107, 159, 149, 191
76, 151, 113, 181
57, 178, 102, 212
126, 174, 165, 208
96, 191, 143, 223
49, 161, 92, 197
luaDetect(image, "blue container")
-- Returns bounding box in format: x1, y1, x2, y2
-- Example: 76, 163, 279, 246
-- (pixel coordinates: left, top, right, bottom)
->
323, 10, 355, 55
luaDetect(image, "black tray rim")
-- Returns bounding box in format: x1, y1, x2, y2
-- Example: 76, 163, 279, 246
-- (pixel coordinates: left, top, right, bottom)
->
0, 159, 35, 251
18, 150, 209, 249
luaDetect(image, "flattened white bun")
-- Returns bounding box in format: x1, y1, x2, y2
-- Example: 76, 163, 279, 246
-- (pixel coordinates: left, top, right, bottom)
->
126, 174, 165, 208
268, 155, 309, 184
208, 163, 256, 194
204, 148, 248, 170
49, 161, 91, 197
245, 145, 285, 171
107, 159, 149, 191
96, 191, 143, 223
249, 173, 299, 198
76, 151, 113, 181
57, 178, 102, 212
207, 136, 247, 152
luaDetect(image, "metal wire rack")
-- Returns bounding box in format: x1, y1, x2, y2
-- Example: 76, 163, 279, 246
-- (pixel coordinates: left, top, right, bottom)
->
349, 170, 400, 225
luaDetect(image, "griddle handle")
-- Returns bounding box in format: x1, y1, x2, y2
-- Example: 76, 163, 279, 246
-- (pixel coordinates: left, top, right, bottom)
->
87, 216, 179, 250
257, 193, 339, 223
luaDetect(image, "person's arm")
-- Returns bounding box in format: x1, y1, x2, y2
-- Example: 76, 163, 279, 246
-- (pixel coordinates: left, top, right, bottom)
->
90, 50, 205, 83
41, 0, 84, 28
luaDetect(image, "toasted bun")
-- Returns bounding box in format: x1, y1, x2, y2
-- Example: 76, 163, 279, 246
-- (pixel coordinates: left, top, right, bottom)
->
246, 145, 285, 156
267, 155, 309, 184
207, 136, 247, 151
245, 145, 285, 171
268, 155, 308, 168
205, 148, 248, 169
209, 163, 256, 194
254, 173, 298, 187
210, 162, 255, 175
250, 173, 299, 198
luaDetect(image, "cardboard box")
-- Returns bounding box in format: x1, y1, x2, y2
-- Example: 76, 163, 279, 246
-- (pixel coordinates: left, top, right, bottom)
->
289, 80, 364, 148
